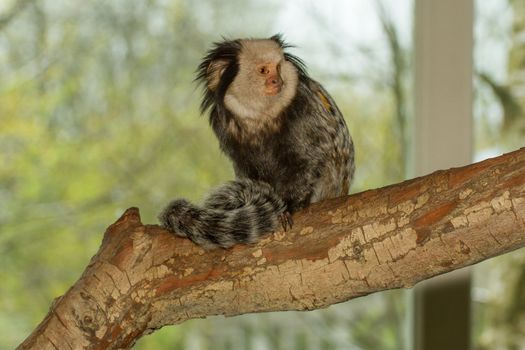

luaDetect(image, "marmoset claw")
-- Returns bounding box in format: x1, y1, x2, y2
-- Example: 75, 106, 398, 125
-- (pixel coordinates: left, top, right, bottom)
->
279, 211, 293, 231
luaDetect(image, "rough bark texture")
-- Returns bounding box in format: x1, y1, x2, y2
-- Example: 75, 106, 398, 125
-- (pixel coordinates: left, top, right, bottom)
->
17, 148, 525, 350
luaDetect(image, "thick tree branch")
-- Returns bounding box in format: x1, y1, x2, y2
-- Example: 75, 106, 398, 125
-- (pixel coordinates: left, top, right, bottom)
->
18, 148, 525, 350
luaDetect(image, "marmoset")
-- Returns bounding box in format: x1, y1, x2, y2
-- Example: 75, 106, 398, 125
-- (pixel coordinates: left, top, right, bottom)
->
159, 34, 355, 249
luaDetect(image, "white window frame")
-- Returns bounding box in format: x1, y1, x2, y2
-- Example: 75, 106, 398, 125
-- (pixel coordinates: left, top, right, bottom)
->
411, 1, 473, 349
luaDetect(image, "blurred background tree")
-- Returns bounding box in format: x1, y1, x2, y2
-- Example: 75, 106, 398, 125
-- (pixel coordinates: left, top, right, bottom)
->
0, 1, 412, 348
1, 0, 523, 349
473, 1, 525, 349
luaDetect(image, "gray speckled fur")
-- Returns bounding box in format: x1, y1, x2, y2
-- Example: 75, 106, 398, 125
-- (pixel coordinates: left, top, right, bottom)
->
159, 35, 355, 249
159, 179, 286, 249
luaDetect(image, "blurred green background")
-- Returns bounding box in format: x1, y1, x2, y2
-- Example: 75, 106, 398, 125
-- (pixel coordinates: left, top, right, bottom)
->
0, 0, 523, 349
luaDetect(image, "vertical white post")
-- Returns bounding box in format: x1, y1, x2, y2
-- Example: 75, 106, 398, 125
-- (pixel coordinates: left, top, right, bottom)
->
414, 0, 473, 174
412, 0, 473, 349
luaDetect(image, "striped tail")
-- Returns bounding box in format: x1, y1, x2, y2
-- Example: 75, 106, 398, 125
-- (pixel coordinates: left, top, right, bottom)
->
158, 179, 286, 249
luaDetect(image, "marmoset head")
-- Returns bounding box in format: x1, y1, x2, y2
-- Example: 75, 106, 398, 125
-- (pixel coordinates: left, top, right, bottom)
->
197, 34, 306, 121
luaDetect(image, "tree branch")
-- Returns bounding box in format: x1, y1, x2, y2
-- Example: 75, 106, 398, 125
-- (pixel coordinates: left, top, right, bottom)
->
17, 148, 525, 350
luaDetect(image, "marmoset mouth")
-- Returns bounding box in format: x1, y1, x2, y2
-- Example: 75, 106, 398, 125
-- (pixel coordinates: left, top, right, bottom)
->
265, 85, 282, 96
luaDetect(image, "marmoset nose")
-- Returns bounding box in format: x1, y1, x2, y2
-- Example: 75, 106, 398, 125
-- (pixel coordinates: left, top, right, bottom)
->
266, 74, 282, 88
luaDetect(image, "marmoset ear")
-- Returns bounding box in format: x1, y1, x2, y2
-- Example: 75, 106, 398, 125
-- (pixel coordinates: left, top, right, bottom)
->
206, 59, 229, 91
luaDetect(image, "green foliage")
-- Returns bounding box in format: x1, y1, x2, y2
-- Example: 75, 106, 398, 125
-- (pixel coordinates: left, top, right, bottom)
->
0, 0, 411, 349
473, 1, 525, 349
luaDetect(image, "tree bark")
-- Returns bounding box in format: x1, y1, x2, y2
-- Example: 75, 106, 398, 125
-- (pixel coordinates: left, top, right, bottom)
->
17, 148, 525, 350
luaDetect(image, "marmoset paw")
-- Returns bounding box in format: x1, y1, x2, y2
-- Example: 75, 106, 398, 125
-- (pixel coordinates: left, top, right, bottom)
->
278, 211, 293, 232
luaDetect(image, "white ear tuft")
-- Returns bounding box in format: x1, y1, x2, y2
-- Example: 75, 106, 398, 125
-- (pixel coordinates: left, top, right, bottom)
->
207, 59, 229, 91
